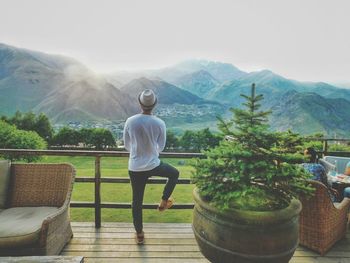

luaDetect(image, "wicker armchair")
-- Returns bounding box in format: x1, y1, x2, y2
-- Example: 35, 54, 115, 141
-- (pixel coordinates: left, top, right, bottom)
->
0, 163, 75, 256
299, 180, 350, 255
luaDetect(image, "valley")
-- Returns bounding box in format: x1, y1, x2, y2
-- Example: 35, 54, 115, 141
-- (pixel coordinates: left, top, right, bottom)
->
1, 43, 350, 136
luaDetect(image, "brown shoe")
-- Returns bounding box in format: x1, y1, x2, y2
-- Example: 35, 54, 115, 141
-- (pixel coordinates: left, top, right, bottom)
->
158, 198, 174, 212
135, 231, 144, 244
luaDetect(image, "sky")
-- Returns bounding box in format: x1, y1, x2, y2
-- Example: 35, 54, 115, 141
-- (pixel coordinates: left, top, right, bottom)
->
1, 0, 350, 83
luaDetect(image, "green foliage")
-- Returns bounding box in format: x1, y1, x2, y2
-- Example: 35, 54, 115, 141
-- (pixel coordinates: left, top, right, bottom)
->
1, 111, 54, 142
52, 127, 116, 150
301, 133, 350, 156
180, 128, 221, 152
329, 143, 350, 152
192, 84, 313, 211
302, 133, 324, 151
165, 130, 179, 150
34, 113, 54, 142
79, 128, 95, 147
0, 120, 47, 162
89, 128, 116, 150
52, 127, 80, 146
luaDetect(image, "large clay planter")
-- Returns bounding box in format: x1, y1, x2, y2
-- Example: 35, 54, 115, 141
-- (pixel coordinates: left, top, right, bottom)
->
192, 188, 302, 263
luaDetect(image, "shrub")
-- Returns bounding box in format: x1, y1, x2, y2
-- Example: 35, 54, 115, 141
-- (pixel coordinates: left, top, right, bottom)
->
0, 120, 47, 162
192, 84, 313, 211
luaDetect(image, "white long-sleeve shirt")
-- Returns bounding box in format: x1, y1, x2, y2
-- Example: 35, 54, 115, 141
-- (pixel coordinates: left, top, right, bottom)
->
123, 114, 166, 171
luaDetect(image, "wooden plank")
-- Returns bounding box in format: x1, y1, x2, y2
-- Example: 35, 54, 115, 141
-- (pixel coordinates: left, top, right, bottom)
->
290, 258, 349, 263
71, 202, 95, 208
297, 243, 350, 252
73, 232, 195, 239
293, 250, 350, 257
68, 238, 197, 245
84, 259, 210, 263
292, 250, 320, 257
75, 177, 192, 184
85, 259, 209, 263
75, 177, 95, 183
0, 256, 84, 263
66, 222, 350, 262
63, 244, 200, 252
94, 156, 101, 228
72, 227, 194, 233
0, 149, 203, 158
61, 251, 204, 258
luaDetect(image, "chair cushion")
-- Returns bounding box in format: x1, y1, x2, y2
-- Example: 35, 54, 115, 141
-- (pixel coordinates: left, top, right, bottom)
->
0, 207, 58, 247
0, 160, 11, 209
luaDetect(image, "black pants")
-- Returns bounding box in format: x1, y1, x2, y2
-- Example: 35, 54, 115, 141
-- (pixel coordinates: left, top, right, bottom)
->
129, 162, 179, 233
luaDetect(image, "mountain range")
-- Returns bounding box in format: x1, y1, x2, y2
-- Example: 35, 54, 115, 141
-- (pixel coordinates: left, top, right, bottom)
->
0, 43, 211, 123
0, 43, 349, 136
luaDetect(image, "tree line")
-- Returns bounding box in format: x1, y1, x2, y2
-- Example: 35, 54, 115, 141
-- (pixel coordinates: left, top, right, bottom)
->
2, 111, 348, 162
166, 129, 221, 152
1, 111, 117, 149
0, 112, 222, 160
0, 112, 117, 161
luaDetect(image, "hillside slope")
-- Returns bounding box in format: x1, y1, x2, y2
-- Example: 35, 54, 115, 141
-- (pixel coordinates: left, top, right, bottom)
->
120, 77, 208, 105
269, 90, 350, 136
0, 43, 138, 122
173, 70, 220, 98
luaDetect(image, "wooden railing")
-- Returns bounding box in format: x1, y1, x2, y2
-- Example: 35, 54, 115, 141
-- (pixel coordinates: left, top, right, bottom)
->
0, 149, 202, 228
316, 138, 350, 157
1, 137, 349, 227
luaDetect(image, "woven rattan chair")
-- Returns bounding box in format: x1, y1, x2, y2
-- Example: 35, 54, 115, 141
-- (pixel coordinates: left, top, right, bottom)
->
299, 180, 350, 255
0, 163, 75, 256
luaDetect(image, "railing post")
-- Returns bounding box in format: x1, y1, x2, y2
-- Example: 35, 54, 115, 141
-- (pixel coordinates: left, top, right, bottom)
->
95, 155, 101, 228
323, 139, 328, 157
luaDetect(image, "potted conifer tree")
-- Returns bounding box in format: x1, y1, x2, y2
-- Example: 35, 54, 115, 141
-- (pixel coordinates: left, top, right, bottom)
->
192, 84, 312, 263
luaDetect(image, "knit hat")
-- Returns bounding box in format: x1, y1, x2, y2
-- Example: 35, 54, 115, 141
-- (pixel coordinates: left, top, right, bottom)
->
138, 89, 157, 109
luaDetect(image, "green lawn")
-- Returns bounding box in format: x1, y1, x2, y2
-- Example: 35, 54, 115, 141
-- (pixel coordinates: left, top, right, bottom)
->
42, 156, 195, 223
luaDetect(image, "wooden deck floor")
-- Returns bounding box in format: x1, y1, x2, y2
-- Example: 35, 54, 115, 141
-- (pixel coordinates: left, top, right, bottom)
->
62, 222, 350, 263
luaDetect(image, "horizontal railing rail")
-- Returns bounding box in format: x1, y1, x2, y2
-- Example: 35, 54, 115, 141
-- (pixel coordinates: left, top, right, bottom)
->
1, 137, 350, 227
0, 148, 202, 158
0, 149, 202, 228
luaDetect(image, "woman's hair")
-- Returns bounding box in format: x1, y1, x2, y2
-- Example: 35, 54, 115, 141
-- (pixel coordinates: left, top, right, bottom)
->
306, 147, 318, 163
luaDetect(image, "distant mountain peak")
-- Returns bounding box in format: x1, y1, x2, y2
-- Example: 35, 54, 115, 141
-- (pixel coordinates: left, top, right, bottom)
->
120, 76, 209, 105
176, 69, 218, 82
257, 69, 274, 75
172, 69, 220, 98
191, 69, 217, 78
169, 59, 247, 83
174, 58, 242, 72
282, 89, 298, 97
130, 76, 168, 87
246, 69, 282, 79
176, 58, 239, 68
0, 43, 16, 50
134, 76, 152, 83
1, 42, 350, 136
0, 43, 138, 122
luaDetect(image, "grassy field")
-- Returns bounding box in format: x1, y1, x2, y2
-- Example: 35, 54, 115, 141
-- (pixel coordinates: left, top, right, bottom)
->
41, 156, 195, 223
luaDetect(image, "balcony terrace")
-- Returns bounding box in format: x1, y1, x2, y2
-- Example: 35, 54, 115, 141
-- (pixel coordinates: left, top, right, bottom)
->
62, 222, 350, 263
1, 143, 350, 262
